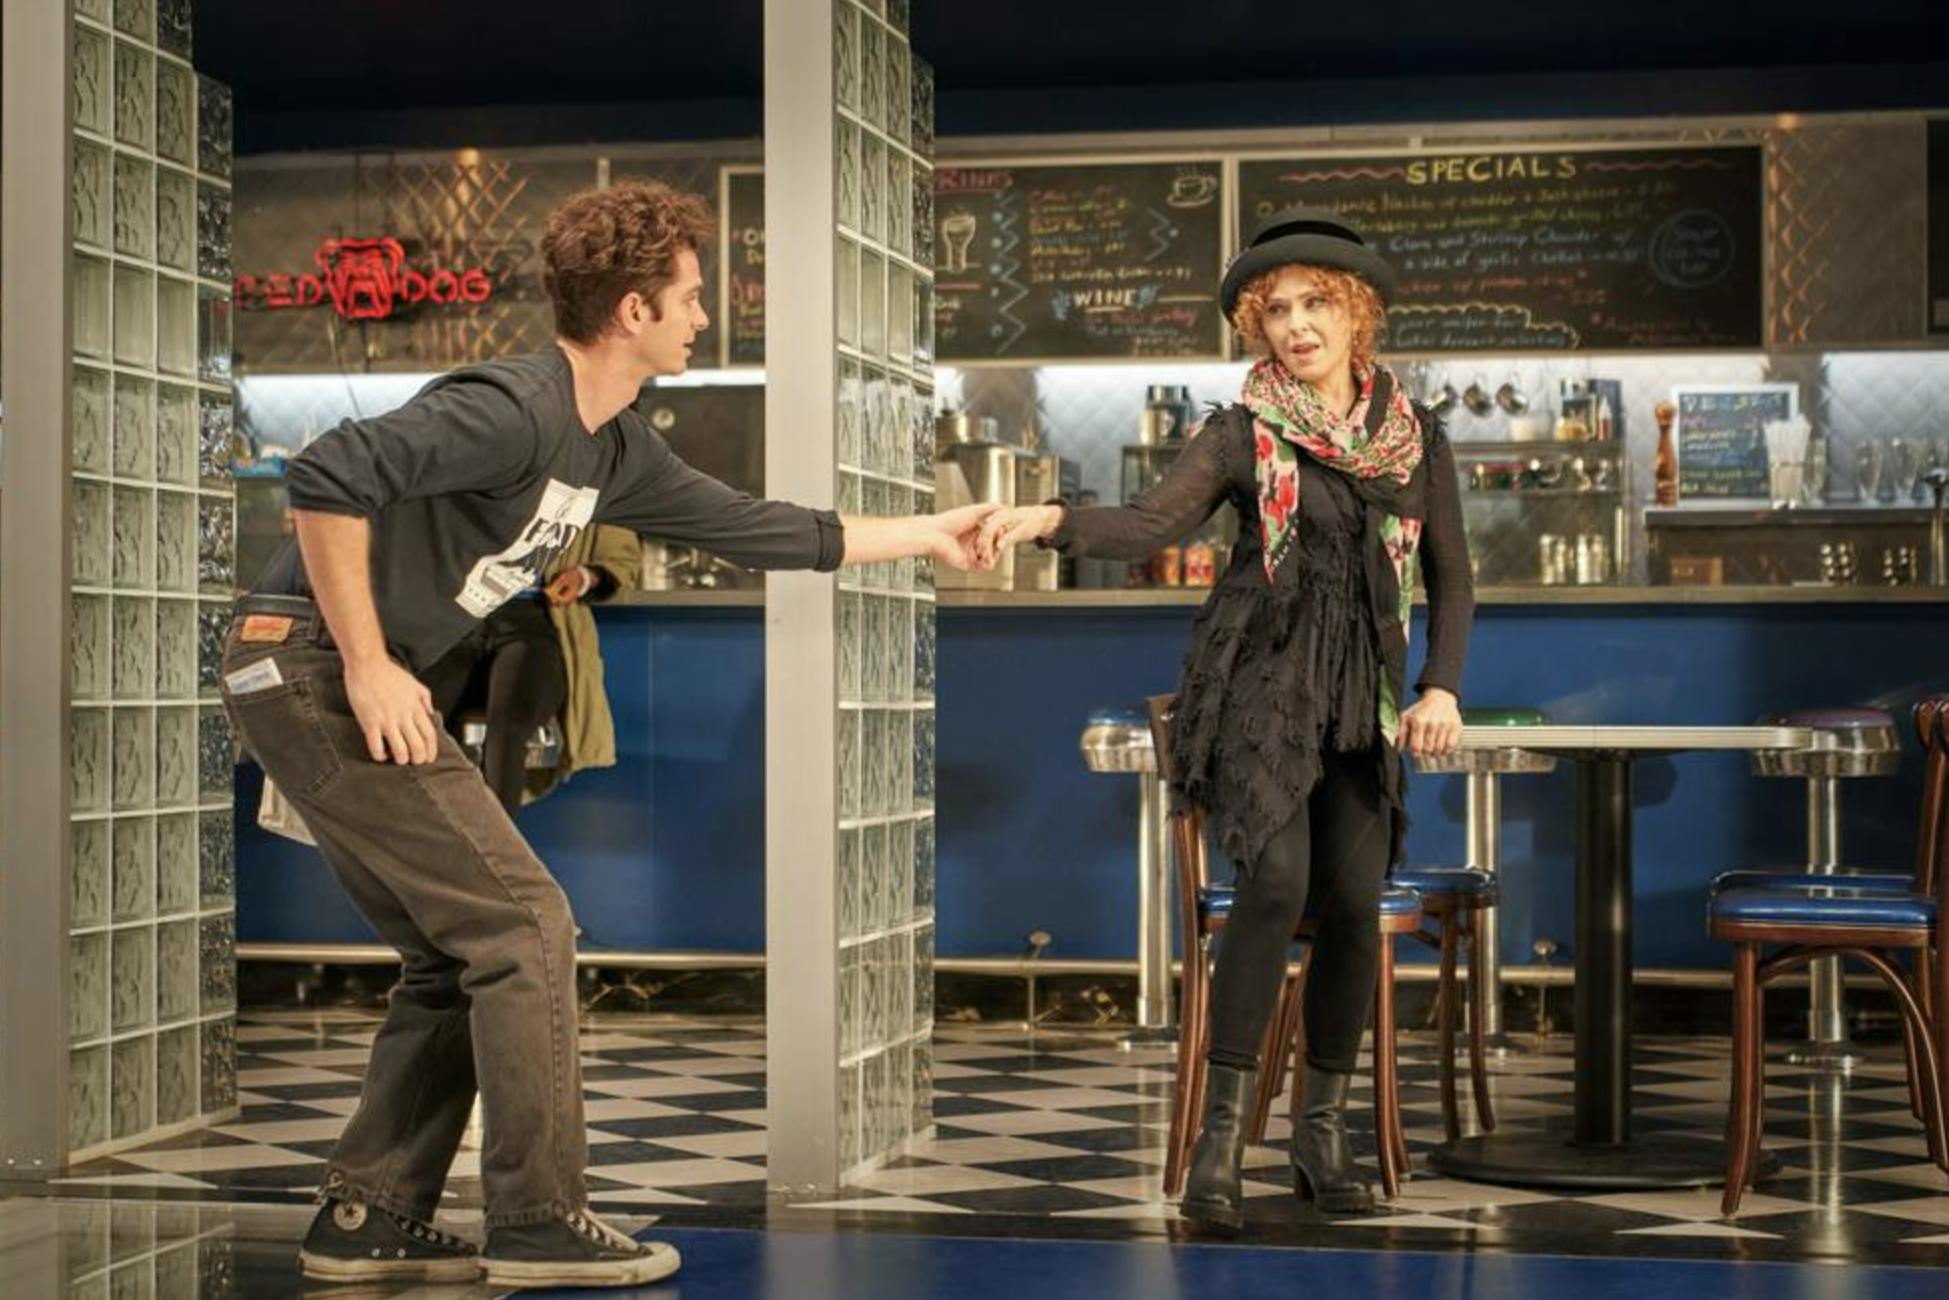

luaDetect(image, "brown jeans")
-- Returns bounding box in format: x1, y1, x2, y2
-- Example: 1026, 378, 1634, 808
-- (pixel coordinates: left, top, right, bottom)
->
220, 594, 586, 1228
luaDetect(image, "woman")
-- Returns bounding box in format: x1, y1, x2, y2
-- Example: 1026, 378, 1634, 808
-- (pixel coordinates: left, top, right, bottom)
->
980, 208, 1472, 1228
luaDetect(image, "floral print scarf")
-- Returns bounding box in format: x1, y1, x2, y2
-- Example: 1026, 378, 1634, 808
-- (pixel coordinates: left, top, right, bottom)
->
1242, 356, 1425, 740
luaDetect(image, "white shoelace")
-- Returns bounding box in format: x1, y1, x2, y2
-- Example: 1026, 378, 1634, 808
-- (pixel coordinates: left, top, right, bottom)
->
569, 1210, 643, 1254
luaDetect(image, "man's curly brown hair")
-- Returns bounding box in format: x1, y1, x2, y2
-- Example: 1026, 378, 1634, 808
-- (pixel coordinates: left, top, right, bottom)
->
1230, 263, 1387, 370
542, 180, 716, 345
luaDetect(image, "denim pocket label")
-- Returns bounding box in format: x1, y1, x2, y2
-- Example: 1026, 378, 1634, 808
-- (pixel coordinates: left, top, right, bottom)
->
239, 614, 295, 643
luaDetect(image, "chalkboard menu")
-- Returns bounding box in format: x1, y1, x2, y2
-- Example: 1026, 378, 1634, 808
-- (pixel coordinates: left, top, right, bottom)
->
1674, 384, 1796, 499
1236, 146, 1764, 350
1930, 120, 1949, 336
722, 168, 766, 365
932, 160, 1226, 361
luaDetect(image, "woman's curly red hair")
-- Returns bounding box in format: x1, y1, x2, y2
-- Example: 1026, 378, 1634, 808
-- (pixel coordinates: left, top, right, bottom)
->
1230, 263, 1386, 369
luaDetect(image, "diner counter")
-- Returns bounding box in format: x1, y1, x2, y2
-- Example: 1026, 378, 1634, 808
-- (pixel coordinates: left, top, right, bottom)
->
235, 596, 1946, 973
610, 584, 1949, 609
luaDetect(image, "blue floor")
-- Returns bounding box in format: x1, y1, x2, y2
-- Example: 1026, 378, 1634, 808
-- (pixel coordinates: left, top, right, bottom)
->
544, 1226, 1949, 1300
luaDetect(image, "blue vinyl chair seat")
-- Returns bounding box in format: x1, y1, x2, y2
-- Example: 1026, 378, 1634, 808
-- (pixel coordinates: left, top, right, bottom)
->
1710, 886, 1935, 931
1389, 865, 1497, 902
1200, 884, 1422, 924
1710, 867, 1912, 896
1086, 706, 1148, 728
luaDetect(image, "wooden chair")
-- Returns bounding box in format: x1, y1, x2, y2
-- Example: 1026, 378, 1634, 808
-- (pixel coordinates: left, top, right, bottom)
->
1148, 695, 1425, 1201
1710, 696, 1949, 1215
1391, 864, 1499, 1140
1710, 701, 1940, 1131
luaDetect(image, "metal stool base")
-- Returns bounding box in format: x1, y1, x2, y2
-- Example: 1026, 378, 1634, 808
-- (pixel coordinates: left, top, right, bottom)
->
1781, 1042, 1864, 1072
1115, 1026, 1179, 1052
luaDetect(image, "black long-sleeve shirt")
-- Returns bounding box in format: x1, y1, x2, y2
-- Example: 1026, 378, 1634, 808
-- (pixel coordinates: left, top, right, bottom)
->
1051, 403, 1474, 696
1048, 400, 1474, 869
257, 348, 842, 671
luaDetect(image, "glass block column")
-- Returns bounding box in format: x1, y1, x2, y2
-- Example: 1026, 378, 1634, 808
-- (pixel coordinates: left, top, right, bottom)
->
2, 0, 236, 1172
73, 0, 238, 1163
764, 0, 936, 1196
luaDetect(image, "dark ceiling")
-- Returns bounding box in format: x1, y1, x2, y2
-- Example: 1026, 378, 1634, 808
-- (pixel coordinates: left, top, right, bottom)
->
191, 0, 1949, 149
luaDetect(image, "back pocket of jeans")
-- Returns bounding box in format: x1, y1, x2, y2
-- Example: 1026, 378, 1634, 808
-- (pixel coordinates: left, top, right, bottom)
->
224, 679, 342, 797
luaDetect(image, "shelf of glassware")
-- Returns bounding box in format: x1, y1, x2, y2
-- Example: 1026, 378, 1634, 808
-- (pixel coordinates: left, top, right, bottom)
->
1449, 440, 1627, 588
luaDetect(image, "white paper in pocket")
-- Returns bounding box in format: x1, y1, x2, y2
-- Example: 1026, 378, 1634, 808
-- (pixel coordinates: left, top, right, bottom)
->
223, 658, 285, 696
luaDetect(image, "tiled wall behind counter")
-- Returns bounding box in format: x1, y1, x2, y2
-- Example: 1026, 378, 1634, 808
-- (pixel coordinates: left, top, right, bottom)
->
943, 351, 1949, 582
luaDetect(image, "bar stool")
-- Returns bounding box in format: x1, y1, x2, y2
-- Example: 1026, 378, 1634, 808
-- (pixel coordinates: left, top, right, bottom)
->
1742, 708, 1902, 1068
1711, 698, 1947, 1214
1080, 707, 1176, 1045
1413, 708, 1557, 1052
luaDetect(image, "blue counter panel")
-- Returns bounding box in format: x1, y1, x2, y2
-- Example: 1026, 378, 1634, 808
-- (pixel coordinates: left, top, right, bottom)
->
236, 610, 769, 955
239, 601, 1947, 971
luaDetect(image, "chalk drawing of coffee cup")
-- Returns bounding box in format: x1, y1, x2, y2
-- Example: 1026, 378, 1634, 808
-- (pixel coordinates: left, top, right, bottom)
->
1167, 172, 1218, 208
940, 210, 979, 272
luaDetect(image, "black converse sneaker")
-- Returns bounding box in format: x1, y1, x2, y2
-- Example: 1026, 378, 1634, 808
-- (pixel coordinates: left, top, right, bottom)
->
296, 1198, 482, 1284
482, 1208, 682, 1289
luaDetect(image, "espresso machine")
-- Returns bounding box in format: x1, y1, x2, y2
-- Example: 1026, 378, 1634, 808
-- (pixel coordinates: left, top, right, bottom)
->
934, 412, 1017, 591
934, 412, 1078, 591
1119, 385, 1194, 502
1012, 451, 1076, 591
1116, 385, 1236, 587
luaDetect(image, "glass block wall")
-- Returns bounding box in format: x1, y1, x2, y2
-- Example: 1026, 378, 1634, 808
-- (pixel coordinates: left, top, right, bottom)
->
68, 0, 237, 1162
59, 1200, 235, 1300
832, 0, 937, 1175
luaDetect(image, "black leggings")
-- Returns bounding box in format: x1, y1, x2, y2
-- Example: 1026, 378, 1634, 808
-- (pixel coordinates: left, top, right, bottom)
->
1206, 748, 1392, 1075
419, 599, 567, 815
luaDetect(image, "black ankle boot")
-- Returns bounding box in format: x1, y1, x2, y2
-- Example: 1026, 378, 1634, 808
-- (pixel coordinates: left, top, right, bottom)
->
1180, 1062, 1256, 1235
1289, 1065, 1378, 1215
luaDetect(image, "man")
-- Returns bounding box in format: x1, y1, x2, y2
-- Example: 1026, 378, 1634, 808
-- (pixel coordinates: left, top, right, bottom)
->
226, 180, 991, 1290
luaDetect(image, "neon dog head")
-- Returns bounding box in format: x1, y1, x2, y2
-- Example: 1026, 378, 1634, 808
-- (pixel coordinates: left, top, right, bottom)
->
316, 237, 407, 321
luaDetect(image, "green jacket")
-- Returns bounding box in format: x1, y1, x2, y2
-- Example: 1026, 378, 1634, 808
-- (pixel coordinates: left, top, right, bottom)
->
526, 523, 640, 803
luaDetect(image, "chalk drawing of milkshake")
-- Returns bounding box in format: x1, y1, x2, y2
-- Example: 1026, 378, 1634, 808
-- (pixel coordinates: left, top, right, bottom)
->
940, 210, 979, 272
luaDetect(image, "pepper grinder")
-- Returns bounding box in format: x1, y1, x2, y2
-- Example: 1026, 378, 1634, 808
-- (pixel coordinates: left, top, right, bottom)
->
1925, 467, 1949, 586
1653, 400, 1679, 507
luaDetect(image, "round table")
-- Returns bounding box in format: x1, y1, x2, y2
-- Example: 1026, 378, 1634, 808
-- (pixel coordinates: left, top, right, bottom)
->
1427, 723, 1828, 1190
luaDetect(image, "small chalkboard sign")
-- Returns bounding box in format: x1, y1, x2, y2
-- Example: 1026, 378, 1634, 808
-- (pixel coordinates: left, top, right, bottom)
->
1673, 384, 1797, 499
721, 167, 766, 366
932, 159, 1227, 362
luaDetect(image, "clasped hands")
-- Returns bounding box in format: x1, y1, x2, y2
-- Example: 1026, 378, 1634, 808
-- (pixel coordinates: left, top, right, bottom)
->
920, 503, 1063, 571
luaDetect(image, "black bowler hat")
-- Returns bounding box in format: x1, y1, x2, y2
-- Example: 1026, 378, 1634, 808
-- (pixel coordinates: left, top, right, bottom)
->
1220, 206, 1398, 317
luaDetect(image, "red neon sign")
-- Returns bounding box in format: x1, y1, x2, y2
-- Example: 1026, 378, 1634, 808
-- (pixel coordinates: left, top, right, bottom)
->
235, 236, 493, 321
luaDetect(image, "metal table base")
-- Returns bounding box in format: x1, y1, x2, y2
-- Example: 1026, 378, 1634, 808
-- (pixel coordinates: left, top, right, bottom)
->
1434, 1131, 1781, 1191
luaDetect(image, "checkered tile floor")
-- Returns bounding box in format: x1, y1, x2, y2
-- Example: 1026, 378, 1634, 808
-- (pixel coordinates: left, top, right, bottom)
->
59, 1010, 1949, 1265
